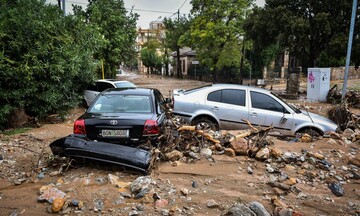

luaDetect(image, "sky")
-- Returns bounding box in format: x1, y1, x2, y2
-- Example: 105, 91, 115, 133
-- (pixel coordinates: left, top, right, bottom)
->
48, 0, 266, 28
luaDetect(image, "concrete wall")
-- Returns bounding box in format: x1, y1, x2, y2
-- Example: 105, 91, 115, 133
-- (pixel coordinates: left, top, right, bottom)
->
330, 67, 359, 80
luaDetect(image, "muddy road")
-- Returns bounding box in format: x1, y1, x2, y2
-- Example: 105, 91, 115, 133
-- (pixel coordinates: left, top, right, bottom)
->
0, 72, 359, 216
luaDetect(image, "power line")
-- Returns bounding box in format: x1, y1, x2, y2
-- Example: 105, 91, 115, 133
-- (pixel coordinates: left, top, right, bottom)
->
66, 0, 88, 5
178, 0, 188, 11
126, 8, 175, 15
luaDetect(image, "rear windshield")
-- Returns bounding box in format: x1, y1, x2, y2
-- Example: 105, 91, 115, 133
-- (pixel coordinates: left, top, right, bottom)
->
114, 82, 136, 88
88, 94, 151, 113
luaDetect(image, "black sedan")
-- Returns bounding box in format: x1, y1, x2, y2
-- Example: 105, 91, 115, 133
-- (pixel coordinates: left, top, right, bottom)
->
50, 88, 169, 173
74, 88, 168, 146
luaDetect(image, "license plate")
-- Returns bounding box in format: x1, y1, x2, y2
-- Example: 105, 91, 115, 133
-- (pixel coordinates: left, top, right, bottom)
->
101, 129, 129, 137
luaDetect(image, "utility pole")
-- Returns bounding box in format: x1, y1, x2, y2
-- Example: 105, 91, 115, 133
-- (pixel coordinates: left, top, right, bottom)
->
341, 0, 358, 100
62, 0, 66, 15
176, 9, 181, 78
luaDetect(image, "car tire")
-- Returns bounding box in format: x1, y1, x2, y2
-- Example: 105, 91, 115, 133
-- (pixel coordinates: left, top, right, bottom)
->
192, 117, 218, 131
297, 127, 322, 137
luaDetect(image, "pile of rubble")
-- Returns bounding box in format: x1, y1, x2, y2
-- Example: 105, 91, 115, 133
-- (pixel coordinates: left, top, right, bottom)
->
327, 84, 360, 109
156, 110, 360, 165
328, 102, 360, 131
34, 120, 360, 215
1, 106, 360, 215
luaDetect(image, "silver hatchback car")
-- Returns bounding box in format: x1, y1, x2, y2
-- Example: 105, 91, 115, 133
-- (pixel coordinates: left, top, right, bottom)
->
172, 84, 338, 135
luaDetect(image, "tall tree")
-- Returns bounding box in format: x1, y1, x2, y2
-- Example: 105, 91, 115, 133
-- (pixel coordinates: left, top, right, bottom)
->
86, 0, 138, 78
140, 39, 163, 74
182, 0, 252, 82
163, 15, 191, 77
244, 0, 355, 69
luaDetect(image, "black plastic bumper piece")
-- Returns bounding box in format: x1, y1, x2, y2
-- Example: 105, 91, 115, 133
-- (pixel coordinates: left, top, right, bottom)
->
50, 135, 153, 174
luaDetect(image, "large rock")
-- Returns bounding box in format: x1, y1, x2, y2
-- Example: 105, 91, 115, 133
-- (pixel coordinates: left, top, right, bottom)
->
155, 199, 168, 208
224, 148, 236, 157
206, 199, 220, 208
221, 203, 256, 216
343, 128, 354, 140
348, 157, 360, 168
130, 176, 155, 195
200, 148, 213, 158
249, 202, 271, 216
51, 198, 66, 213
165, 150, 183, 161
255, 147, 270, 160
270, 148, 282, 159
230, 138, 249, 155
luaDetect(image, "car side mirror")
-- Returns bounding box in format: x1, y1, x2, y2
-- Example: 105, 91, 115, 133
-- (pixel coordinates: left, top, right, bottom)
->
165, 98, 172, 104
283, 106, 290, 114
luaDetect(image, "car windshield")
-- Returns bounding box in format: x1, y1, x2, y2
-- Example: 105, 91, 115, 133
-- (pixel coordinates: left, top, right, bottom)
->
114, 82, 136, 88
271, 92, 301, 113
88, 94, 151, 113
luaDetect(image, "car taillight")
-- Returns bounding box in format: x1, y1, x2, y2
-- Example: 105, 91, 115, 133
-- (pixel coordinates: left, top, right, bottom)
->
74, 119, 86, 134
143, 120, 159, 135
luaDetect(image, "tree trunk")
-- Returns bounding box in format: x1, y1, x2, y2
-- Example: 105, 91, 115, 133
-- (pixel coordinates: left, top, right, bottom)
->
165, 48, 169, 76
213, 57, 219, 83
176, 47, 181, 78
239, 42, 245, 84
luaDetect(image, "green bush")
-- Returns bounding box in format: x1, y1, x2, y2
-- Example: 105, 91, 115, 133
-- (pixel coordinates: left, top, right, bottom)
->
0, 0, 103, 129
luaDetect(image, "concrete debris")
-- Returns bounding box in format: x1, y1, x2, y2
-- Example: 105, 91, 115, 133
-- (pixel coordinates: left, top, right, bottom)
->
38, 187, 66, 203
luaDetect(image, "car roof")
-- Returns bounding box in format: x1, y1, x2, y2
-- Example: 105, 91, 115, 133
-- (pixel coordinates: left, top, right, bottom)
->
211, 83, 270, 93
184, 83, 271, 94
101, 88, 154, 96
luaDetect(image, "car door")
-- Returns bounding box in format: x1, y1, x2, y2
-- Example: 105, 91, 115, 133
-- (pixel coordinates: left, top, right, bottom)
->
206, 89, 249, 130
249, 91, 293, 134
84, 83, 98, 107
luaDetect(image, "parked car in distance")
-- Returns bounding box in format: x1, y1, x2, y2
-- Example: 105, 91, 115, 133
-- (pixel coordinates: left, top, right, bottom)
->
75, 88, 168, 146
172, 84, 338, 136
83, 79, 136, 107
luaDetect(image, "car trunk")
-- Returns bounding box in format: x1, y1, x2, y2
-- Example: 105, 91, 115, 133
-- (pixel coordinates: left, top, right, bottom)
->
83, 113, 156, 144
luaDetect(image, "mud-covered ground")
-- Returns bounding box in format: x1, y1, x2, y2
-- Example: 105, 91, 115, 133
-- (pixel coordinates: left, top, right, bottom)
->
0, 72, 359, 216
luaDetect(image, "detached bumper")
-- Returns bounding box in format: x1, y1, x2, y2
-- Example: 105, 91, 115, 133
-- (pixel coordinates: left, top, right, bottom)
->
49, 135, 154, 174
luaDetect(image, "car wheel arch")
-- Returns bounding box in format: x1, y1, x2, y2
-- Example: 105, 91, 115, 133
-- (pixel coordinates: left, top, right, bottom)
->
295, 126, 323, 136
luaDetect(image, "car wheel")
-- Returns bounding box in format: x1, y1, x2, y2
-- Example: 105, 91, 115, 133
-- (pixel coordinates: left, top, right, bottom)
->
297, 127, 322, 137
192, 117, 218, 131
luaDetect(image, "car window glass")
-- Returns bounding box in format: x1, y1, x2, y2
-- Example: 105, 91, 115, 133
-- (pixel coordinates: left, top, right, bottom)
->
207, 90, 221, 102
89, 95, 151, 113
250, 91, 284, 112
86, 83, 97, 91
207, 89, 245, 106
97, 82, 113, 92
154, 90, 165, 113
114, 82, 136, 88
222, 89, 245, 106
